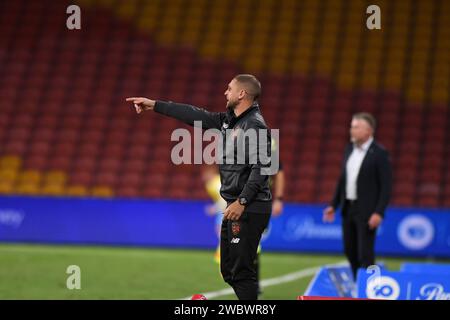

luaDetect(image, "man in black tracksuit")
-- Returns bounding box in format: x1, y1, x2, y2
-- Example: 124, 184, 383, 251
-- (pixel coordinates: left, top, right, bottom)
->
126, 74, 274, 300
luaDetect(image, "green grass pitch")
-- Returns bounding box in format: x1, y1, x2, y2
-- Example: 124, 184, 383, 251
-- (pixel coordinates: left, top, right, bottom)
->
0, 243, 445, 300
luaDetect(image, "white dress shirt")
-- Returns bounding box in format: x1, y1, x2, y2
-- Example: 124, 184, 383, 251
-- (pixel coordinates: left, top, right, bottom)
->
345, 137, 373, 200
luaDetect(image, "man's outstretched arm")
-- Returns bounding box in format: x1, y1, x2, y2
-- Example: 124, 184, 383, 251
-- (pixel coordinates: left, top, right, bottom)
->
126, 97, 224, 130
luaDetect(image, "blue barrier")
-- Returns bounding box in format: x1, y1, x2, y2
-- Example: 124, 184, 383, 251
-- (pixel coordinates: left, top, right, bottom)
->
304, 265, 356, 298
400, 262, 450, 275
304, 263, 387, 298
262, 205, 450, 258
357, 268, 450, 300
0, 196, 449, 257
0, 196, 218, 248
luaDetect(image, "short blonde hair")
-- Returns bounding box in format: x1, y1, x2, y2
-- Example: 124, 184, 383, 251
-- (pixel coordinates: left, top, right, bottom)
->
234, 74, 261, 101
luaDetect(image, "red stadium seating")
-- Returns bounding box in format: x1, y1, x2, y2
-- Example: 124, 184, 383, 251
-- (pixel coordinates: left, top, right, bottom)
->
0, 0, 448, 207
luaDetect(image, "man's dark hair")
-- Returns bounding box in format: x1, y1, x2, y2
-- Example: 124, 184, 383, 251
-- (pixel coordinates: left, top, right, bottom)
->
234, 74, 262, 101
353, 112, 377, 131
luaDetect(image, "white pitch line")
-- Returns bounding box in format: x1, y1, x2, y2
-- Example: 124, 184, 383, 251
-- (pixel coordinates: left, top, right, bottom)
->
179, 261, 347, 300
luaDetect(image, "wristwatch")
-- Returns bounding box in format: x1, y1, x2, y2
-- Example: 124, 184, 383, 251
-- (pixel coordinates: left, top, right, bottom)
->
238, 197, 248, 206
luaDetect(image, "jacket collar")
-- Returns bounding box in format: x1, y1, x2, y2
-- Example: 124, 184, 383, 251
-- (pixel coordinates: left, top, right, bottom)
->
353, 136, 374, 152
226, 102, 259, 124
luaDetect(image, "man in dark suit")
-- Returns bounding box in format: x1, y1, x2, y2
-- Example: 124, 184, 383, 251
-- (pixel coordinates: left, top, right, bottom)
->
323, 112, 392, 279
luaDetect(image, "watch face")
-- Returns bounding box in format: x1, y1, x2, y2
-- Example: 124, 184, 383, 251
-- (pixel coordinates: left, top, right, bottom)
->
239, 197, 247, 205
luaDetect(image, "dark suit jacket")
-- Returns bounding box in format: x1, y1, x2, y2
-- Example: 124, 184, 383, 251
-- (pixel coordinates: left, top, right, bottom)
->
331, 140, 392, 219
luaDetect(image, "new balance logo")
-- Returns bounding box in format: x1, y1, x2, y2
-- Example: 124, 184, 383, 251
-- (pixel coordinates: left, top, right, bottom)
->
231, 238, 240, 244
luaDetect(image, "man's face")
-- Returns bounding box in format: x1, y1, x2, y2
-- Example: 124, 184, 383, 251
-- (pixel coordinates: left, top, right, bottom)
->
350, 118, 372, 144
224, 79, 244, 110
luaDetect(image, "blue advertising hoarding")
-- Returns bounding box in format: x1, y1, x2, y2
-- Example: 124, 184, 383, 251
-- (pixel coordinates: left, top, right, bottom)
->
400, 262, 450, 275
262, 204, 450, 257
0, 196, 218, 248
0, 196, 449, 258
357, 269, 450, 300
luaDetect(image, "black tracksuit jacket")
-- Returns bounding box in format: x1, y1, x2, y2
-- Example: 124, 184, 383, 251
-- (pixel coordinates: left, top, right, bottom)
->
154, 100, 273, 214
